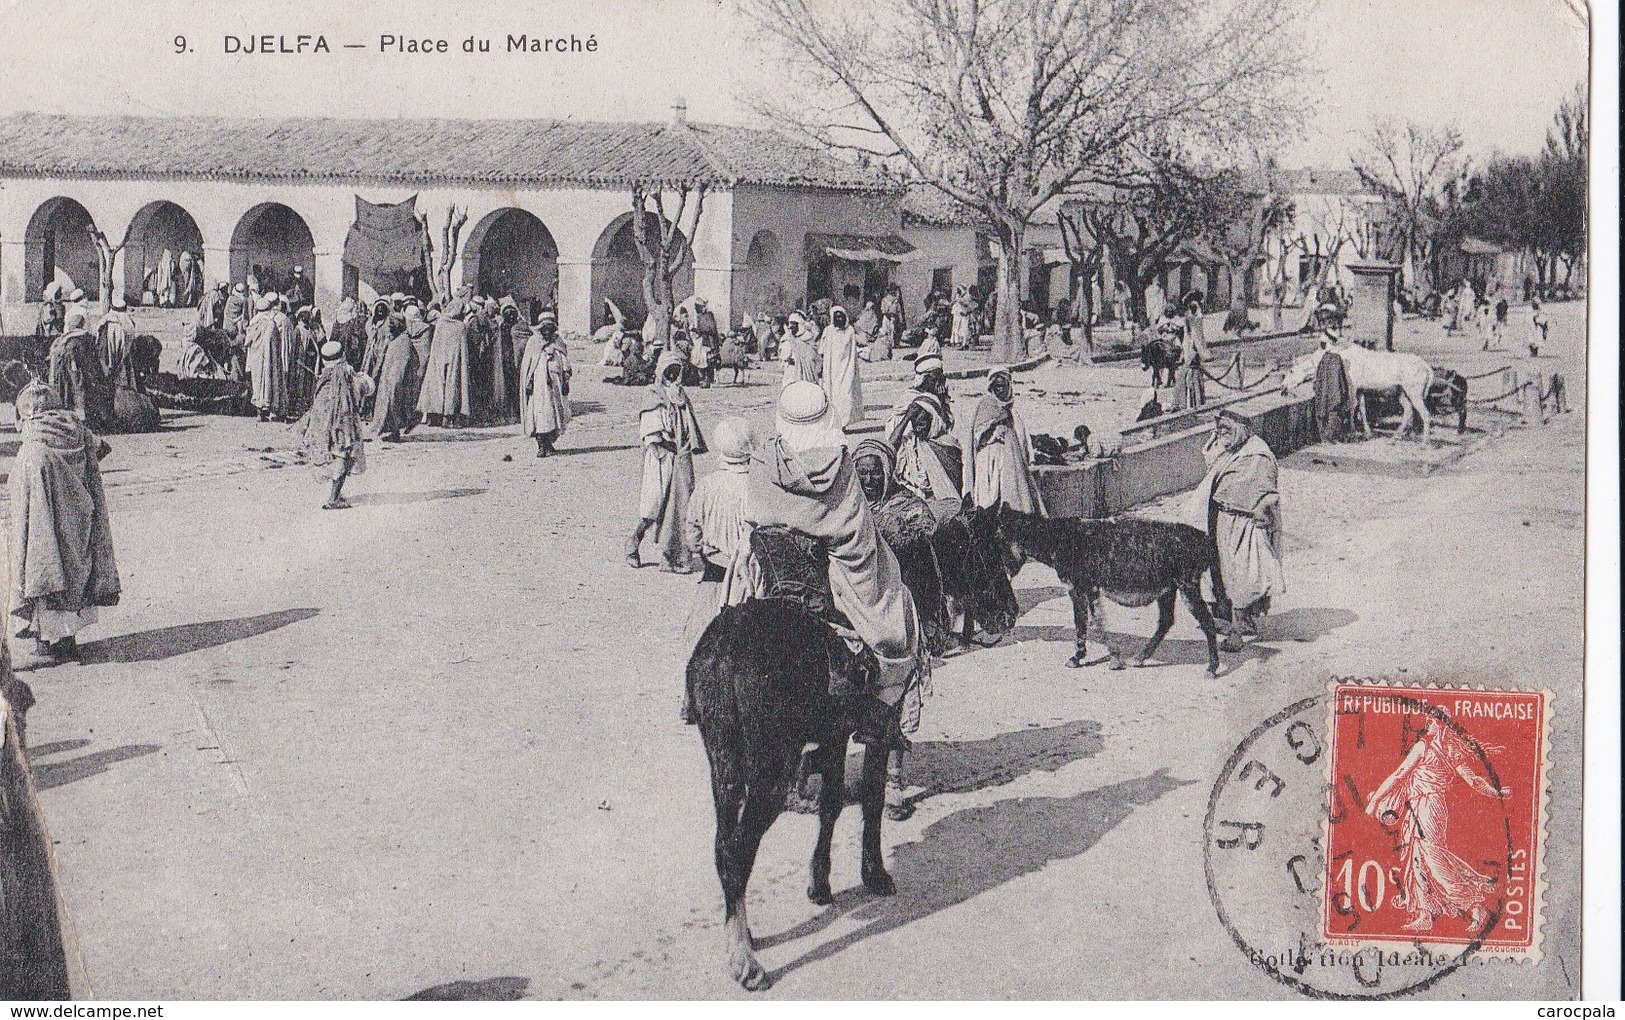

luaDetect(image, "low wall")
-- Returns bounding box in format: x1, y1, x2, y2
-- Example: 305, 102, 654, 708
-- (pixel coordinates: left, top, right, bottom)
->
1036, 393, 1318, 518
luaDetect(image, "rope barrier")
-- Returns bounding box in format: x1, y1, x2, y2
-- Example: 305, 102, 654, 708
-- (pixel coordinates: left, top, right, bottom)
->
1198, 353, 1275, 392
1465, 384, 1527, 406
1459, 366, 1512, 381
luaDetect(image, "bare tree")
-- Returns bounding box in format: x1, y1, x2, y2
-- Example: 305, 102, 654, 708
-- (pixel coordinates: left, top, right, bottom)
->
1056, 199, 1108, 345
1350, 120, 1466, 291
1073, 155, 1231, 331
743, 0, 1306, 360
87, 225, 124, 316
418, 206, 468, 305
1207, 167, 1293, 334
629, 182, 706, 344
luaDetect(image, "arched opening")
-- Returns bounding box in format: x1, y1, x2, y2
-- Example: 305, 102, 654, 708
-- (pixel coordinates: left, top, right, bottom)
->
24, 197, 100, 302
461, 208, 559, 321
230, 203, 315, 299
588, 212, 693, 332
737, 229, 786, 321
123, 200, 206, 307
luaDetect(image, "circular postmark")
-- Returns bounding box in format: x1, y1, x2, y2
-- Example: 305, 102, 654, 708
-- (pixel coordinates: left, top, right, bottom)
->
1202, 693, 1514, 999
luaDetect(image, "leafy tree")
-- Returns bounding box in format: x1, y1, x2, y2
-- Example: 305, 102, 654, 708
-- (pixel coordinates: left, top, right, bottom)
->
1207, 165, 1293, 333
1540, 82, 1587, 287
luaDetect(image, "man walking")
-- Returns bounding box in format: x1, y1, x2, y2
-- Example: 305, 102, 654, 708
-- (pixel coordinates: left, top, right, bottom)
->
1191, 409, 1284, 650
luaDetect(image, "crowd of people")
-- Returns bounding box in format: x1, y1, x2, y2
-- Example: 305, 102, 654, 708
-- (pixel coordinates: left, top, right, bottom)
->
609, 297, 1283, 814
179, 284, 575, 483
6, 274, 1291, 791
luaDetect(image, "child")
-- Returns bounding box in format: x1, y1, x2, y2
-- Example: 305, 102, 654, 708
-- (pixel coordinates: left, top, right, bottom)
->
1528, 297, 1550, 357
679, 417, 756, 722
295, 341, 375, 509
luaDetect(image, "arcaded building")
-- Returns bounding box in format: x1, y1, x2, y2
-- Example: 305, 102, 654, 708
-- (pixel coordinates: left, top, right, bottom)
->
0, 111, 915, 337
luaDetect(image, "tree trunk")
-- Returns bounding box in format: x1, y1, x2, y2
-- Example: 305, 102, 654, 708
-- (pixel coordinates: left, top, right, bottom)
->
1223, 259, 1250, 333
1124, 268, 1149, 331
1080, 282, 1095, 346
96, 248, 118, 317
993, 227, 1025, 362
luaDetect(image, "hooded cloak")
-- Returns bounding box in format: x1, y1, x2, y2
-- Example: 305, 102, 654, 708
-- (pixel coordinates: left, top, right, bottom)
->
9, 389, 120, 637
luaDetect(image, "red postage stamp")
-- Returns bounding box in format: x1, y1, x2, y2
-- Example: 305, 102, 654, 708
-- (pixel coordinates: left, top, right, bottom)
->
1322, 681, 1550, 957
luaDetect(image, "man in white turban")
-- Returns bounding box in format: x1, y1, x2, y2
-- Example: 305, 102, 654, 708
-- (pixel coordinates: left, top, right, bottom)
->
244, 291, 289, 421
745, 381, 923, 746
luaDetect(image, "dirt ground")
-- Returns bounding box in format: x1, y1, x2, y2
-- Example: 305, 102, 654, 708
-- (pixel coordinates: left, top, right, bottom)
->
11, 302, 1585, 1000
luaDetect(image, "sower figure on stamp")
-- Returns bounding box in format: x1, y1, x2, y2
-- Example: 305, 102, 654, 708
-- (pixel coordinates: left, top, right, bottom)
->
1366, 717, 1510, 933
1190, 408, 1284, 651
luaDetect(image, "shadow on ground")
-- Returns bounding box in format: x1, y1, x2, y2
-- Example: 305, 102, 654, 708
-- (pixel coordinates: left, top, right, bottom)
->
347, 488, 486, 505
79, 608, 321, 664
1009, 605, 1356, 668
394, 430, 506, 444
552, 443, 640, 457
404, 977, 530, 1001
26, 739, 90, 760
829, 719, 1104, 810
34, 744, 161, 790
758, 769, 1191, 977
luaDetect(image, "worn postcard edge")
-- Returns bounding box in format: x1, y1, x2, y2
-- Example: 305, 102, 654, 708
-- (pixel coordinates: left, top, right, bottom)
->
1316, 674, 1554, 965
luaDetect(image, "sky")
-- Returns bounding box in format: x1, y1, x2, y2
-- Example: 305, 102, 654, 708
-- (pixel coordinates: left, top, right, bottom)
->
0, 0, 1590, 169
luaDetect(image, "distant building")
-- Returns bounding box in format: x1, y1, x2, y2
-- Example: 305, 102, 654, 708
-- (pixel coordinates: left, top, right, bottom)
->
0, 111, 918, 336
1263, 167, 1388, 304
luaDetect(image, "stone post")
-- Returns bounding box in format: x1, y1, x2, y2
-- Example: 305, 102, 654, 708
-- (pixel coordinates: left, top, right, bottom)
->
1345, 260, 1400, 350
556, 257, 595, 336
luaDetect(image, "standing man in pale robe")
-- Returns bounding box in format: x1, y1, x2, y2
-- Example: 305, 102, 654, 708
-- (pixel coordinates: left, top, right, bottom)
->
780, 311, 821, 389
244, 292, 288, 422
820, 305, 864, 431
8, 382, 120, 667
418, 298, 474, 427
518, 313, 572, 457
1190, 409, 1283, 650
966, 368, 1043, 514
626, 352, 707, 572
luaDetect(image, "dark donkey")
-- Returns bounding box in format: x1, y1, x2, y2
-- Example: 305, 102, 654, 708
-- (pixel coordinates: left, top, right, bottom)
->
688, 513, 1016, 990
991, 507, 1223, 675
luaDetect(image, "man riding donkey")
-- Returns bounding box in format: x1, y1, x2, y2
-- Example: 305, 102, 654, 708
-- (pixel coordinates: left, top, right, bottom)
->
746, 381, 927, 754
852, 436, 949, 819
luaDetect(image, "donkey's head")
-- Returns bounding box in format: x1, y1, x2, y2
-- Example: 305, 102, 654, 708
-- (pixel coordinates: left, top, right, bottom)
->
961, 503, 1022, 638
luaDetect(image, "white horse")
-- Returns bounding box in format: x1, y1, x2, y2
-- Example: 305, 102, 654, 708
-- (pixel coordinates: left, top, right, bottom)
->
1284, 344, 1434, 442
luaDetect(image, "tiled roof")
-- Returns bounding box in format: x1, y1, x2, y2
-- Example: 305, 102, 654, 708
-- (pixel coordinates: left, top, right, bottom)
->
1285, 166, 1370, 196
901, 184, 987, 227
0, 112, 898, 192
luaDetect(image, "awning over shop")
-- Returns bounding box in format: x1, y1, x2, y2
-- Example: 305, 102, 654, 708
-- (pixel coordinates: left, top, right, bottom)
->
806, 232, 921, 264
344, 195, 426, 276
